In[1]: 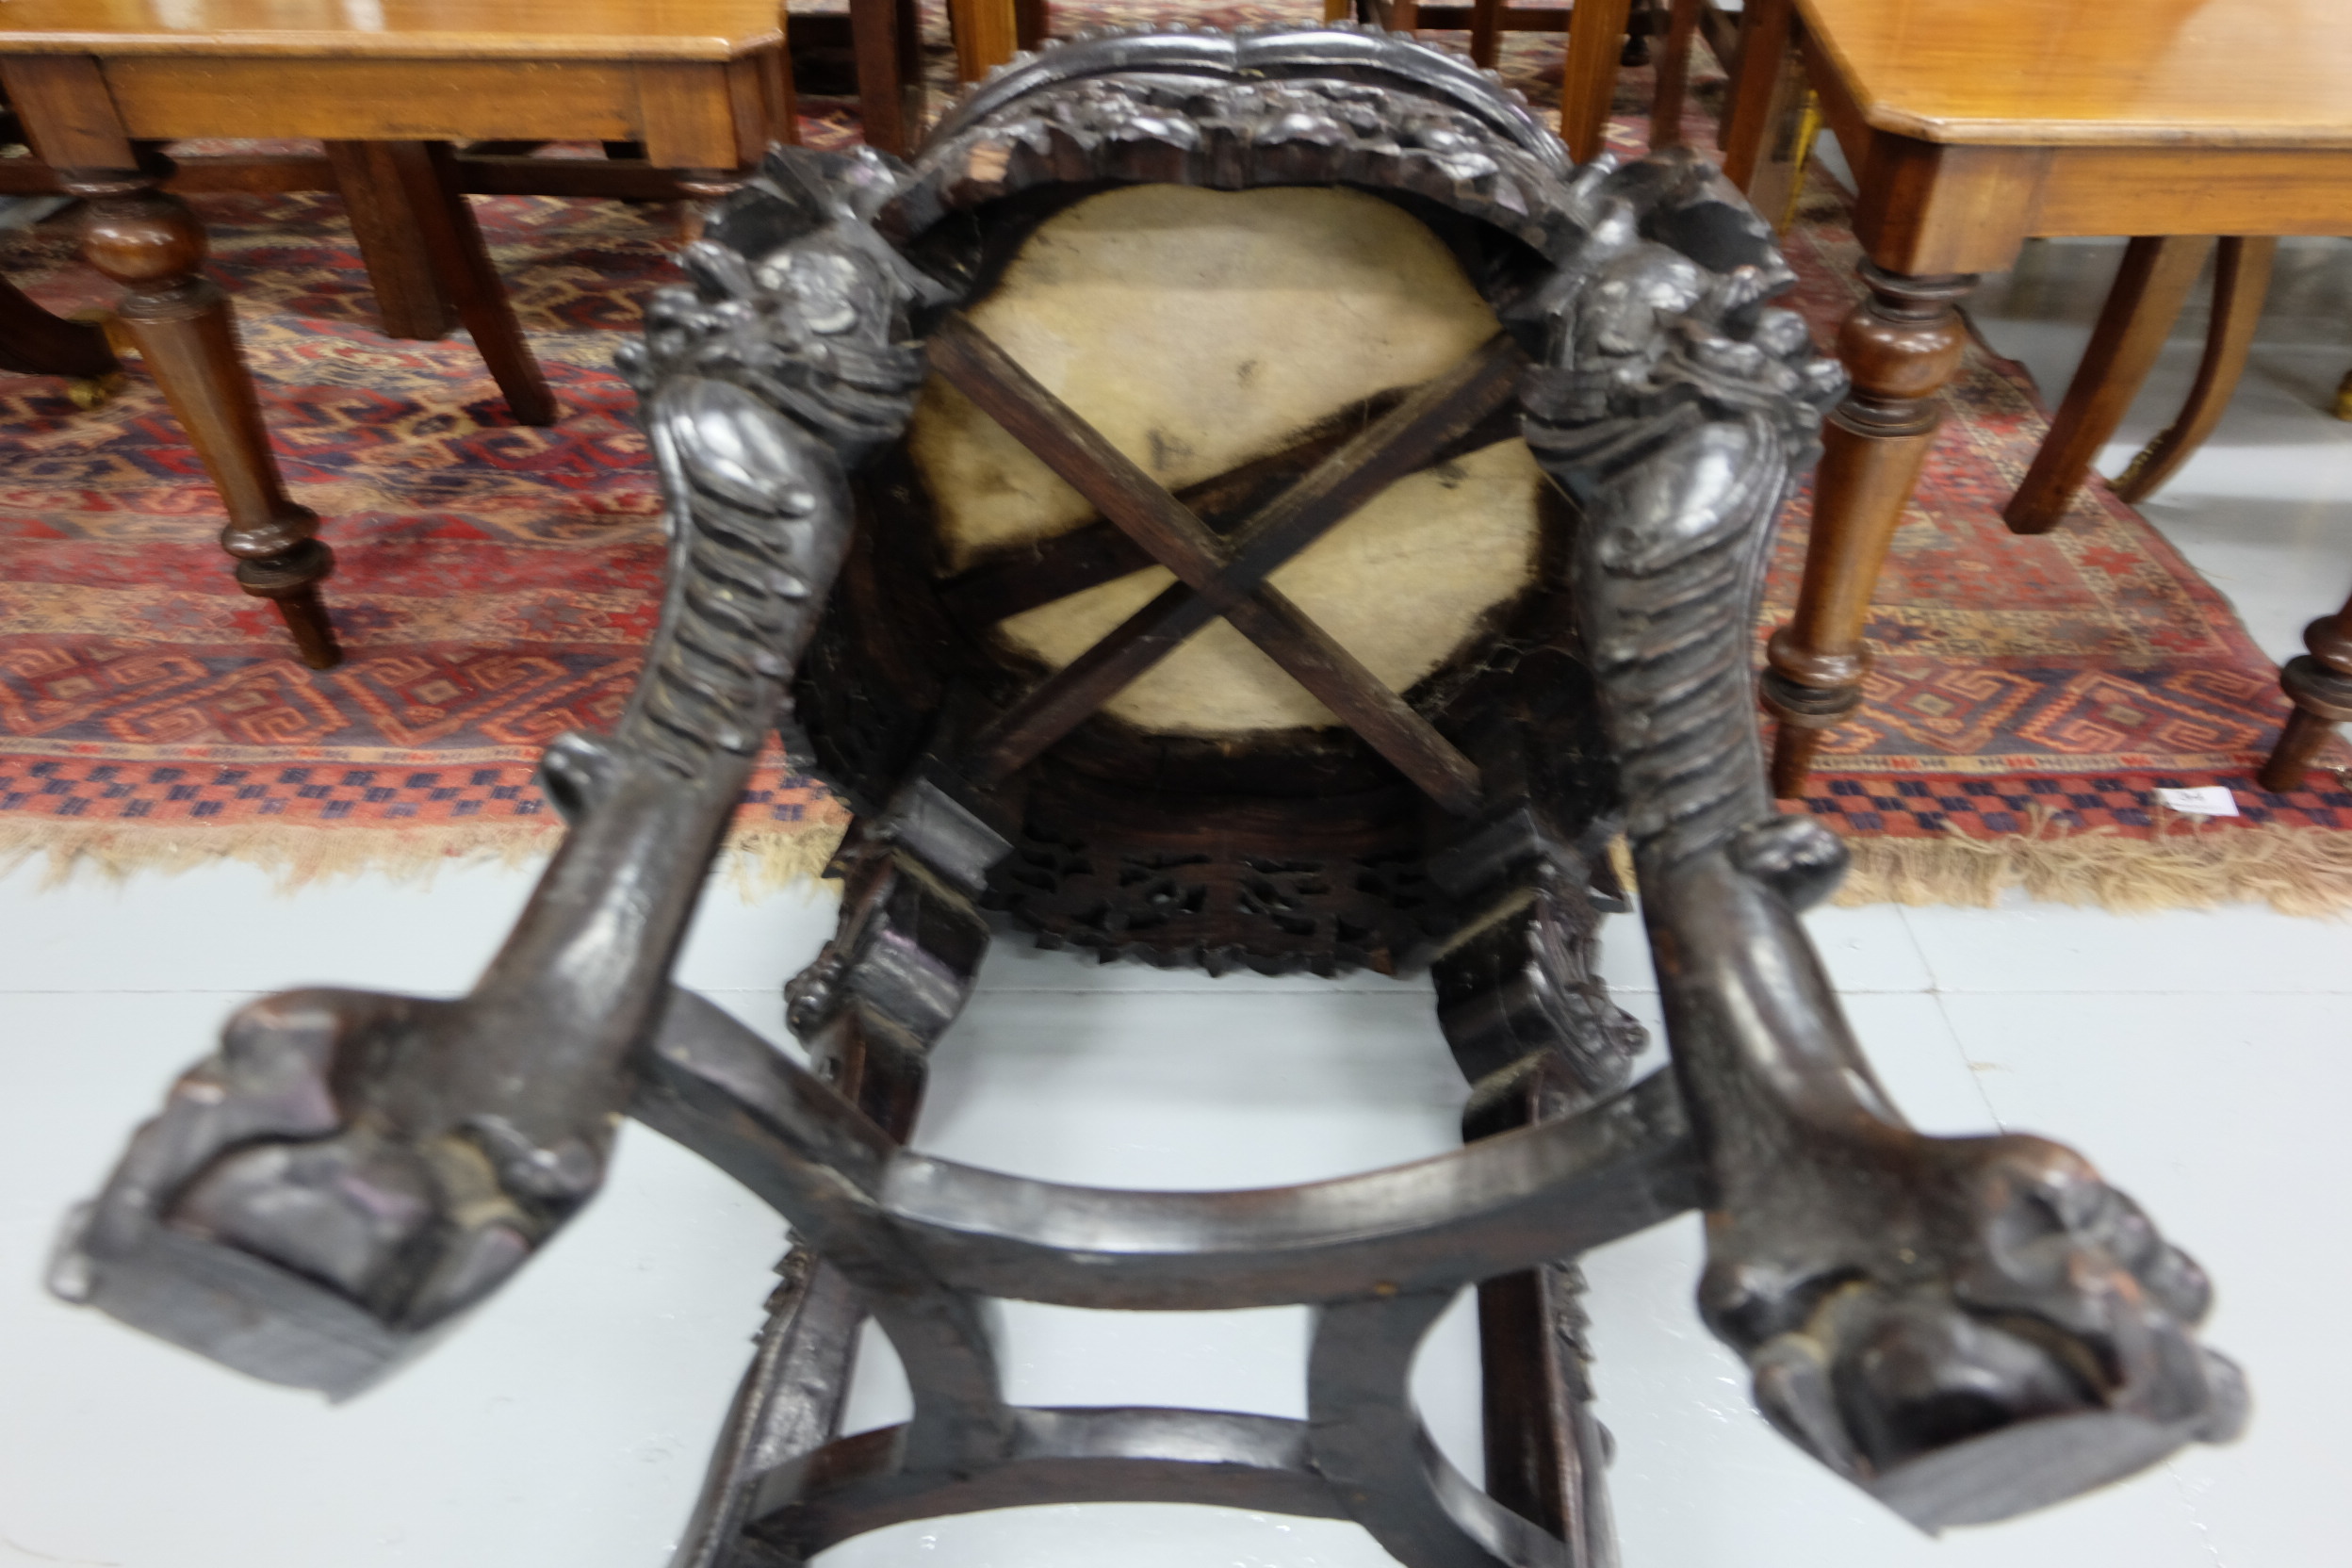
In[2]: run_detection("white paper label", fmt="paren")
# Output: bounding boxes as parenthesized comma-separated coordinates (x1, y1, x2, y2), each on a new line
(2152, 786, 2240, 817)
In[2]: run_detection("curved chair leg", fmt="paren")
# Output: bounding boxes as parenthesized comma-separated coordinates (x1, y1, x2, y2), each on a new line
(2259, 583, 2352, 792)
(2114, 237, 2278, 505)
(669, 820, 994, 1568)
(2003, 235, 2213, 534)
(1429, 806, 1645, 1565)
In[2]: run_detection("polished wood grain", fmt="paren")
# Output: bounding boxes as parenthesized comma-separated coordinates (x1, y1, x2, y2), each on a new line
(1796, 0, 2352, 148)
(0, 0, 782, 59)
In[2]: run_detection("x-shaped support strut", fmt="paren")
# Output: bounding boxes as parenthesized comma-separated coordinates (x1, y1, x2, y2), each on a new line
(926, 315, 1530, 814)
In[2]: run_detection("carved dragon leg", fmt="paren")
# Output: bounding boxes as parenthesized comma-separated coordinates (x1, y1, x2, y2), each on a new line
(1525, 148, 2245, 1533)
(48, 146, 940, 1400)
(1428, 783, 1646, 1568)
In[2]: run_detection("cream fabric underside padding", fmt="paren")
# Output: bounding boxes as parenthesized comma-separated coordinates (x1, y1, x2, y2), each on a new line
(907, 183, 1544, 736)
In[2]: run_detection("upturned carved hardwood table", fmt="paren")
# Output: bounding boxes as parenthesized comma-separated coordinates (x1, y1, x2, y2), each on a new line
(1723, 0, 2352, 793)
(0, 1, 792, 668)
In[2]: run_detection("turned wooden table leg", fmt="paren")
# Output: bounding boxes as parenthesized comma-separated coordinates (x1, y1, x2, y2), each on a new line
(67, 165, 340, 669)
(2259, 584, 2352, 792)
(1762, 263, 1974, 797)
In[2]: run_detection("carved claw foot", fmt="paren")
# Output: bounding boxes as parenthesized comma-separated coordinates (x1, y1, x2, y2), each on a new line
(1702, 1128, 2246, 1529)
(54, 988, 612, 1396)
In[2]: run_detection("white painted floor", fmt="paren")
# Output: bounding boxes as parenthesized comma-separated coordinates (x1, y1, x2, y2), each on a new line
(3, 243, 2349, 1568)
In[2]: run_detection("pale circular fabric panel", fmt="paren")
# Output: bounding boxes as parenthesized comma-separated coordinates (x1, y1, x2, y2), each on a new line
(908, 183, 1545, 736)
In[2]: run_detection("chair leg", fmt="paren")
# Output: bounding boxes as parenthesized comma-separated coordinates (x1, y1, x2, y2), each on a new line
(667, 829, 991, 1568)
(2003, 235, 2213, 535)
(1560, 0, 1634, 164)
(1719, 0, 1795, 192)
(2337, 364, 2352, 421)
(1649, 0, 1700, 150)
(1014, 0, 1049, 51)
(947, 0, 1020, 85)
(1469, 0, 1504, 70)
(321, 140, 459, 341)
(2260, 584, 2352, 792)
(2112, 237, 2278, 505)
(387, 139, 559, 426)
(850, 0, 925, 159)
(0, 270, 118, 380)
(1431, 826, 1644, 1566)
(1620, 0, 1660, 66)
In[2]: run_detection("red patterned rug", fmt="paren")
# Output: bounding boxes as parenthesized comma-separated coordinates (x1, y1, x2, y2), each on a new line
(2, 5, 2347, 910)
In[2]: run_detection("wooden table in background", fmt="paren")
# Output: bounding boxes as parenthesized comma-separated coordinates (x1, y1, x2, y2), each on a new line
(0, 2, 792, 668)
(1722, 0, 2352, 793)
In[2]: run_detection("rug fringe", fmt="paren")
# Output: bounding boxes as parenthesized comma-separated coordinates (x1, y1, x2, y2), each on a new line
(1832, 810, 2352, 918)
(9, 810, 2345, 917)
(0, 818, 848, 898)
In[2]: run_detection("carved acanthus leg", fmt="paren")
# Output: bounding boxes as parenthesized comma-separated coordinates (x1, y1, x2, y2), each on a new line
(68, 164, 341, 669)
(2258, 583, 2352, 792)
(1762, 264, 1974, 797)
(1429, 820, 1644, 1566)
(670, 825, 992, 1568)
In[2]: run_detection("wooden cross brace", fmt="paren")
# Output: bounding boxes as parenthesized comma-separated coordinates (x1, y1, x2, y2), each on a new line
(926, 314, 1530, 816)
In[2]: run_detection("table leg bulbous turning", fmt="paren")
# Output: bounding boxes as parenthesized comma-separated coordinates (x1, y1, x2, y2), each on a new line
(2259, 588, 2352, 792)
(1762, 263, 1973, 797)
(69, 168, 341, 670)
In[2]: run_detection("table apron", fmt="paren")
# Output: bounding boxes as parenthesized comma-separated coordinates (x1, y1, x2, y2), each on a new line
(57, 54, 772, 170)
(1851, 135, 2352, 275)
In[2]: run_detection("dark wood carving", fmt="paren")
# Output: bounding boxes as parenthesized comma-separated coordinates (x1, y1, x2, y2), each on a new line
(49, 27, 2245, 1568)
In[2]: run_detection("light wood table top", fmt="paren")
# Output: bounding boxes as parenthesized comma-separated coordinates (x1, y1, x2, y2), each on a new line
(0, 0, 784, 60)
(1797, 0, 2352, 149)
